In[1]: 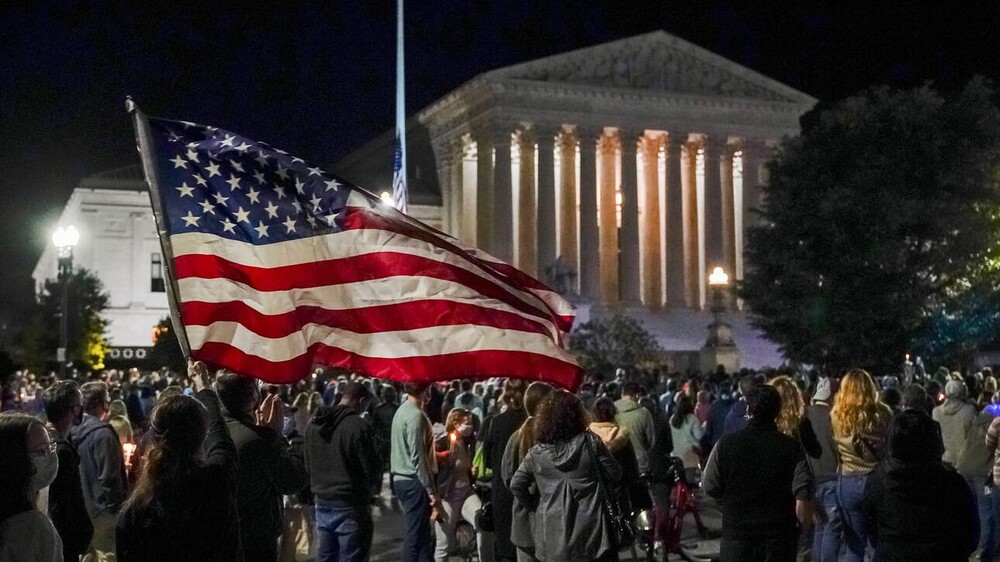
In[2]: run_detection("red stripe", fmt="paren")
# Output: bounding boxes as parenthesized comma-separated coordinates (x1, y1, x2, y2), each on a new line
(340, 207, 574, 332)
(179, 299, 553, 339)
(174, 252, 556, 330)
(192, 340, 583, 390)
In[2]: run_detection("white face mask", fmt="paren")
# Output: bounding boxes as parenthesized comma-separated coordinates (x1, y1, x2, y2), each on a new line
(30, 452, 59, 492)
(458, 424, 473, 437)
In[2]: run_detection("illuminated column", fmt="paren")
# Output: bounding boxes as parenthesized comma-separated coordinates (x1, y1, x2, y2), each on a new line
(536, 129, 557, 279)
(740, 139, 765, 228)
(493, 128, 514, 263)
(516, 128, 537, 276)
(578, 127, 600, 300)
(619, 129, 641, 306)
(473, 129, 494, 252)
(721, 141, 737, 278)
(449, 139, 464, 239)
(598, 131, 619, 306)
(558, 130, 578, 276)
(664, 133, 687, 308)
(703, 135, 726, 275)
(682, 138, 700, 308)
(641, 133, 663, 308)
(436, 143, 455, 235)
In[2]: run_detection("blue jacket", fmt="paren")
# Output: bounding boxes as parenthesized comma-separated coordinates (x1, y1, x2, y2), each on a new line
(722, 399, 748, 437)
(71, 415, 127, 518)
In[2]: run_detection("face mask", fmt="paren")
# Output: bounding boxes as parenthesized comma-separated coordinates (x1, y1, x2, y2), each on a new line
(458, 424, 473, 437)
(30, 452, 59, 492)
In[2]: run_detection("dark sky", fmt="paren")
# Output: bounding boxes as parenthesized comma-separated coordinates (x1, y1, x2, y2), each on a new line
(1, 1, 999, 324)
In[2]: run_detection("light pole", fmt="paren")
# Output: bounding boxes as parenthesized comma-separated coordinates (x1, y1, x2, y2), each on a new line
(701, 266, 741, 374)
(52, 225, 79, 377)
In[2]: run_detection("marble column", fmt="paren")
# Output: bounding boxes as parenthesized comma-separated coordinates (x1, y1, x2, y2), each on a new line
(493, 129, 514, 263)
(450, 140, 465, 239)
(558, 130, 578, 276)
(474, 130, 494, 252)
(703, 136, 726, 275)
(536, 129, 557, 281)
(665, 133, 687, 308)
(740, 139, 764, 228)
(619, 130, 641, 306)
(598, 131, 619, 306)
(721, 141, 737, 279)
(516, 128, 537, 276)
(578, 127, 600, 301)
(682, 139, 700, 308)
(436, 143, 455, 235)
(641, 133, 663, 309)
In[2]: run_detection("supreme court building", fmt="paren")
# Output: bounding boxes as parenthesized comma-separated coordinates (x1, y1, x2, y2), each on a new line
(335, 31, 817, 367)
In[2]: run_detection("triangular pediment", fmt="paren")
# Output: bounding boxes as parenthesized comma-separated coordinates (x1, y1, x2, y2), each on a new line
(485, 30, 815, 105)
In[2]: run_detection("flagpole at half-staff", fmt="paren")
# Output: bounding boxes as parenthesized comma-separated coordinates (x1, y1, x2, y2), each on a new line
(126, 97, 192, 359)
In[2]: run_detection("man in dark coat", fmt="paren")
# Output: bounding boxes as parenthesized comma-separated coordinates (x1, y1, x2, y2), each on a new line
(480, 379, 527, 562)
(722, 375, 757, 436)
(217, 373, 309, 562)
(305, 382, 381, 562)
(43, 380, 93, 562)
(863, 410, 978, 562)
(72, 381, 128, 561)
(703, 385, 814, 562)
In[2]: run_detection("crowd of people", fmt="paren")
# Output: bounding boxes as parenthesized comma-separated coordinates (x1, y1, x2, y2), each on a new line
(1, 360, 997, 562)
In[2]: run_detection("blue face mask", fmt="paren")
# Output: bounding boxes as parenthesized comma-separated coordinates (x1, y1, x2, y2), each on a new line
(30, 452, 59, 492)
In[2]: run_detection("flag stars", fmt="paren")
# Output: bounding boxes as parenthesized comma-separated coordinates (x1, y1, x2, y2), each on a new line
(264, 202, 279, 219)
(253, 171, 265, 184)
(310, 194, 323, 210)
(254, 221, 269, 238)
(230, 160, 245, 173)
(324, 179, 342, 192)
(234, 207, 251, 224)
(295, 179, 306, 194)
(306, 216, 318, 228)
(307, 166, 323, 177)
(170, 155, 187, 169)
(221, 218, 237, 233)
(254, 154, 269, 167)
(282, 216, 297, 233)
(235, 142, 251, 152)
(226, 175, 241, 191)
(291, 200, 302, 213)
(175, 182, 195, 197)
(205, 162, 221, 178)
(247, 187, 261, 204)
(213, 192, 229, 205)
(220, 135, 236, 148)
(275, 186, 287, 199)
(181, 211, 201, 227)
(325, 213, 338, 226)
(186, 149, 199, 162)
(193, 174, 208, 187)
(276, 166, 290, 180)
(198, 200, 216, 215)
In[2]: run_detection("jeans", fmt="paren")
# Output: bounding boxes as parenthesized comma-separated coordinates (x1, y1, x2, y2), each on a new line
(836, 474, 868, 562)
(393, 476, 435, 562)
(315, 500, 373, 562)
(812, 480, 841, 562)
(967, 476, 1000, 560)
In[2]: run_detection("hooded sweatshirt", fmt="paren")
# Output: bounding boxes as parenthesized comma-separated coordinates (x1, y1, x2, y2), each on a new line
(588, 421, 630, 453)
(614, 397, 656, 473)
(70, 414, 127, 518)
(305, 404, 381, 506)
(932, 399, 976, 466)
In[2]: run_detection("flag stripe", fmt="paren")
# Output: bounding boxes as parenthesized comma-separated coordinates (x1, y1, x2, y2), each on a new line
(173, 252, 556, 333)
(179, 299, 553, 339)
(185, 321, 577, 364)
(195, 341, 581, 387)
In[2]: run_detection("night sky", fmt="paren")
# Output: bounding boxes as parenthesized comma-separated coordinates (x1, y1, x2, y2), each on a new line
(2, 1, 999, 325)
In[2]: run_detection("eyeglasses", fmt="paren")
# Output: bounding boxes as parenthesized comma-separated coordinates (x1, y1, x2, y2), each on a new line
(29, 441, 57, 458)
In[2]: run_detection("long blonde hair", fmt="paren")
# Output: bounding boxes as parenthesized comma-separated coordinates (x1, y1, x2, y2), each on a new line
(831, 369, 887, 438)
(769, 376, 804, 438)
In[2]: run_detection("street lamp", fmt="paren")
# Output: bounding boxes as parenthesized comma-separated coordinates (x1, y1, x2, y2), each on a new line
(52, 225, 79, 376)
(701, 266, 741, 374)
(379, 191, 394, 206)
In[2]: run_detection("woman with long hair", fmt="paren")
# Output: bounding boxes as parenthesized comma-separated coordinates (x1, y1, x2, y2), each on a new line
(510, 390, 623, 562)
(670, 394, 704, 471)
(502, 381, 553, 562)
(0, 412, 62, 561)
(830, 369, 892, 562)
(590, 397, 647, 516)
(116, 361, 240, 561)
(433, 408, 483, 562)
(769, 376, 822, 458)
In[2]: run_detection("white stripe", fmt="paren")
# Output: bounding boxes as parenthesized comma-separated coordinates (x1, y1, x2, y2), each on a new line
(170, 228, 561, 321)
(177, 275, 559, 336)
(185, 321, 577, 365)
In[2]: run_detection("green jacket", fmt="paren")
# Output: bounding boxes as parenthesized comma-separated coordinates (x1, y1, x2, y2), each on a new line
(614, 397, 656, 474)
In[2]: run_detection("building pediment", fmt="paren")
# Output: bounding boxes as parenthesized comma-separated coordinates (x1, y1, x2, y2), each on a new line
(485, 30, 815, 105)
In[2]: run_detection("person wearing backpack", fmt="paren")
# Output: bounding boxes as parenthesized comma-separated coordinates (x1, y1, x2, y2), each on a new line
(961, 405, 1000, 560)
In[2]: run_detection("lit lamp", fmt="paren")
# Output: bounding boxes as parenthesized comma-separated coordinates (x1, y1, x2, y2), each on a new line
(701, 266, 741, 374)
(52, 226, 79, 376)
(379, 191, 394, 206)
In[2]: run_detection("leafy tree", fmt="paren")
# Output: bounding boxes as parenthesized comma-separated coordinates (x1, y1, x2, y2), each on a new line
(150, 317, 186, 372)
(569, 313, 664, 378)
(741, 79, 1000, 373)
(23, 268, 110, 372)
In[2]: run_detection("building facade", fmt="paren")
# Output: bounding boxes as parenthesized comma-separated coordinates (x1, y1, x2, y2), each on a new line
(33, 165, 167, 360)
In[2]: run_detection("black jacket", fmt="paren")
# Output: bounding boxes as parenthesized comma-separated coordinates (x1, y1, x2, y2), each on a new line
(116, 390, 242, 562)
(703, 418, 813, 540)
(304, 405, 381, 506)
(71, 414, 128, 518)
(646, 410, 675, 483)
(862, 460, 978, 562)
(225, 412, 308, 562)
(48, 429, 93, 560)
(480, 407, 527, 561)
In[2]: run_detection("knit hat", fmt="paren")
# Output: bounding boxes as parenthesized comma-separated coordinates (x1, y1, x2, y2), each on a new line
(945, 380, 966, 399)
(813, 377, 832, 402)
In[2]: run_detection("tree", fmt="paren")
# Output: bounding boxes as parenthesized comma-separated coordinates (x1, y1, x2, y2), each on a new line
(569, 313, 664, 378)
(23, 268, 110, 372)
(741, 79, 1000, 373)
(150, 317, 186, 372)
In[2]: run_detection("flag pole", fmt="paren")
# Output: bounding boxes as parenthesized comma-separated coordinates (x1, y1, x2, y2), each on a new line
(393, 0, 408, 213)
(126, 98, 192, 358)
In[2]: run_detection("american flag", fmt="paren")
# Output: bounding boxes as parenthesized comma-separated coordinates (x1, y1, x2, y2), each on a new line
(391, 131, 407, 213)
(139, 116, 581, 388)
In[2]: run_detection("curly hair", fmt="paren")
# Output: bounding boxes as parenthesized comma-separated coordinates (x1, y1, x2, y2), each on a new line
(535, 390, 590, 444)
(832, 369, 889, 438)
(768, 376, 804, 438)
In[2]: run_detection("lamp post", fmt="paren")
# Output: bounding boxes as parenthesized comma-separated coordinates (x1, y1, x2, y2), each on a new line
(52, 225, 79, 377)
(701, 266, 741, 374)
